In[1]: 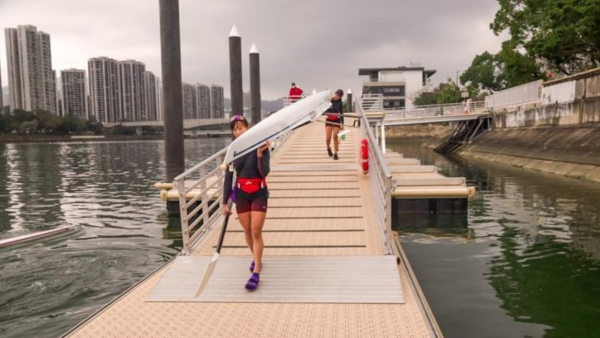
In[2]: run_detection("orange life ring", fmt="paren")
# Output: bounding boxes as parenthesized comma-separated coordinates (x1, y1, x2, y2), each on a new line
(361, 139, 369, 174)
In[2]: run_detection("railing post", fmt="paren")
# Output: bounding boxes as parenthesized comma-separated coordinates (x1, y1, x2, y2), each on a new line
(199, 166, 209, 229)
(176, 179, 190, 254)
(381, 123, 386, 154)
(385, 175, 393, 255)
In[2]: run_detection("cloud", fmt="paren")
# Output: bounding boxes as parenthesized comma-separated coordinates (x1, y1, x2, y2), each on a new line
(0, 0, 505, 99)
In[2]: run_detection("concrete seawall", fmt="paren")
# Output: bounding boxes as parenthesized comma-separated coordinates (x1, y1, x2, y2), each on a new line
(444, 125, 600, 182)
(421, 68, 600, 183)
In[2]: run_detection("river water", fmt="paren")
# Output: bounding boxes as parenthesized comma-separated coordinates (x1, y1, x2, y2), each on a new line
(0, 139, 598, 338)
(0, 139, 229, 338)
(388, 140, 600, 338)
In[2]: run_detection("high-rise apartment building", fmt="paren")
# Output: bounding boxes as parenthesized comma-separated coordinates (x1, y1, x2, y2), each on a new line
(156, 78, 163, 121)
(195, 84, 211, 119)
(182, 82, 196, 120)
(144, 71, 159, 121)
(211, 84, 224, 119)
(88, 57, 119, 123)
(0, 58, 3, 109)
(5, 25, 56, 113)
(61, 69, 87, 118)
(117, 60, 146, 121)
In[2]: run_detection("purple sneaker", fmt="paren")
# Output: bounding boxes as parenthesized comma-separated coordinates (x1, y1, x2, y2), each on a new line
(249, 260, 255, 273)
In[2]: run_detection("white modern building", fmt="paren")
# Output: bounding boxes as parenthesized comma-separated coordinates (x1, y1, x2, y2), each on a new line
(359, 66, 436, 110)
(88, 57, 119, 123)
(211, 84, 224, 119)
(61, 69, 87, 118)
(5, 25, 57, 113)
(117, 60, 146, 121)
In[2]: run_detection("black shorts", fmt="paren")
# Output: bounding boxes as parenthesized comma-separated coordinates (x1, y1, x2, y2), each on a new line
(325, 119, 341, 128)
(235, 188, 269, 214)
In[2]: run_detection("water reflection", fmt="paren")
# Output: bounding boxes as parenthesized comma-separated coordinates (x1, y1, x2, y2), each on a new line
(388, 140, 600, 338)
(0, 138, 229, 338)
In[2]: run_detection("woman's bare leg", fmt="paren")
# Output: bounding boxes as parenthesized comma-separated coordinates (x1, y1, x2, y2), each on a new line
(250, 211, 266, 273)
(238, 212, 253, 254)
(325, 125, 333, 149)
(332, 126, 340, 153)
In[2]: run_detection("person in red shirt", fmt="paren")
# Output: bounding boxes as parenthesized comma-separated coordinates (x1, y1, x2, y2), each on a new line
(288, 82, 304, 103)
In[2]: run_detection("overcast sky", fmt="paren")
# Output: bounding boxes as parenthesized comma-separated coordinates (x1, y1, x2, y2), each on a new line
(0, 0, 505, 100)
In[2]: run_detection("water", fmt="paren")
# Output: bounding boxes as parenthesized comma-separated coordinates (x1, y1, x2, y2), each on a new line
(0, 139, 229, 338)
(388, 140, 600, 338)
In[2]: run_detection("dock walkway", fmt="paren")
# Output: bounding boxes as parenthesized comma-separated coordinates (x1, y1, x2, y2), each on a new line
(64, 122, 441, 338)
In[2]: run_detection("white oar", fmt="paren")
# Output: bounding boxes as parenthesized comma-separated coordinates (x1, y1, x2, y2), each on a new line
(194, 179, 235, 298)
(338, 129, 350, 139)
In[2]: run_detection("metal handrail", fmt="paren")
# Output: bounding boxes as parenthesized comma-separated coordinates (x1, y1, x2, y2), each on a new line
(283, 95, 307, 107)
(360, 94, 384, 112)
(384, 101, 486, 120)
(356, 100, 394, 254)
(174, 130, 293, 254)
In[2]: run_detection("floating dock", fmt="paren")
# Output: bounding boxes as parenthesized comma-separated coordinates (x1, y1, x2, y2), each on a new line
(63, 117, 448, 338)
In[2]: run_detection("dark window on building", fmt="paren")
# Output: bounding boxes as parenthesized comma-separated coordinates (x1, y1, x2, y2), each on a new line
(383, 100, 405, 109)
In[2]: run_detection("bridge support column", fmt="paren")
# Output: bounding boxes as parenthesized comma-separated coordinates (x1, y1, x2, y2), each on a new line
(136, 126, 143, 136)
(229, 26, 243, 116)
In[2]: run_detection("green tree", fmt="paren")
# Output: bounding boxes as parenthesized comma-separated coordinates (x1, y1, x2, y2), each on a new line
(12, 109, 36, 123)
(0, 111, 10, 132)
(84, 121, 103, 135)
(461, 51, 505, 93)
(492, 0, 600, 75)
(499, 42, 547, 87)
(58, 116, 85, 134)
(412, 90, 438, 106)
(35, 109, 62, 132)
(437, 79, 462, 104)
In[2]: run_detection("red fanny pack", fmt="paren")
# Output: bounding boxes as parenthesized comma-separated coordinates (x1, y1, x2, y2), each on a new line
(326, 114, 339, 121)
(237, 178, 267, 194)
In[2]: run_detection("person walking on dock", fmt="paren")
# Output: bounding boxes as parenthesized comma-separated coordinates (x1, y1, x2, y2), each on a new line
(222, 115, 270, 290)
(288, 82, 304, 103)
(325, 89, 345, 160)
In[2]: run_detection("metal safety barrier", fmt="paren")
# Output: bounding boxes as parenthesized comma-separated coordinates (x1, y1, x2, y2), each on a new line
(356, 100, 394, 255)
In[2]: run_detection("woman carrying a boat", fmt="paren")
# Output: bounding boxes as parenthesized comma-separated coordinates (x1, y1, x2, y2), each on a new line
(324, 89, 344, 160)
(222, 115, 270, 290)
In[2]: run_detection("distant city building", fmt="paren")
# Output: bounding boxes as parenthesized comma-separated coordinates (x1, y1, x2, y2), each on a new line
(195, 84, 211, 119)
(5, 25, 56, 113)
(117, 60, 146, 121)
(88, 57, 119, 123)
(144, 71, 160, 121)
(182, 82, 197, 119)
(211, 84, 224, 118)
(156, 78, 163, 121)
(0, 58, 3, 109)
(61, 69, 87, 118)
(358, 65, 436, 110)
(243, 91, 251, 121)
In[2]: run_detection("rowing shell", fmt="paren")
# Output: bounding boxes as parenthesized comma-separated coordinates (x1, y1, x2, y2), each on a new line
(222, 90, 332, 166)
